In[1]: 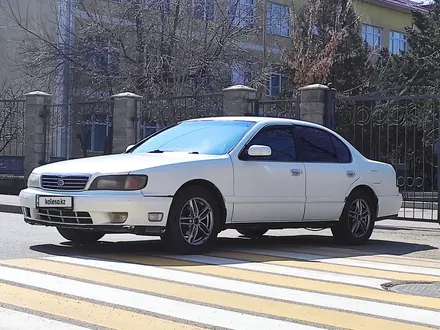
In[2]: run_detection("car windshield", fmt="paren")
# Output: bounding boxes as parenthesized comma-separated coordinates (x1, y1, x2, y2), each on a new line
(130, 120, 256, 155)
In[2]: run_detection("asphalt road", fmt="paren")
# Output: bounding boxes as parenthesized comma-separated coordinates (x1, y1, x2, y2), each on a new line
(1, 211, 440, 329)
(1, 211, 439, 261)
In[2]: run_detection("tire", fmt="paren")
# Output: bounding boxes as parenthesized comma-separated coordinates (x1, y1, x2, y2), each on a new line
(162, 185, 221, 254)
(331, 190, 376, 245)
(57, 227, 105, 244)
(237, 228, 268, 238)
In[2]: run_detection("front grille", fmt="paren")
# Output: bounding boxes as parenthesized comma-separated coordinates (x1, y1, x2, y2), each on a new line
(38, 208, 93, 224)
(41, 175, 89, 191)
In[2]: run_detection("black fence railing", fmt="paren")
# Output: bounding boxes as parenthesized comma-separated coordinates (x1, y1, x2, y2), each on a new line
(335, 92, 440, 221)
(0, 100, 26, 175)
(255, 97, 300, 119)
(44, 101, 114, 162)
(137, 93, 224, 140)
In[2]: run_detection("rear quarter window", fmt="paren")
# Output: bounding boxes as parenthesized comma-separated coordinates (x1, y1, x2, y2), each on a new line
(330, 134, 352, 163)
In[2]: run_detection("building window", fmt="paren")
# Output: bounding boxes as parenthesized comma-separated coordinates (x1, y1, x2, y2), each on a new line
(141, 122, 158, 139)
(266, 73, 282, 96)
(266, 2, 290, 37)
(389, 31, 407, 54)
(362, 24, 382, 50)
(229, 0, 255, 28)
(312, 25, 319, 35)
(84, 39, 120, 75)
(189, 0, 215, 21)
(82, 114, 110, 153)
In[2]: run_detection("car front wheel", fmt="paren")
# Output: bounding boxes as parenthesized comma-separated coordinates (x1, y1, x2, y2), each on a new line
(162, 186, 220, 254)
(57, 227, 105, 244)
(331, 190, 376, 245)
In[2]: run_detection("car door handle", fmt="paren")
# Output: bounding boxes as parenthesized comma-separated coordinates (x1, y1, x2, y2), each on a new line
(346, 170, 355, 177)
(291, 169, 303, 176)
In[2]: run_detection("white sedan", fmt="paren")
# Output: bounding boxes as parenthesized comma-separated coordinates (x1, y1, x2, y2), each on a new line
(19, 117, 402, 254)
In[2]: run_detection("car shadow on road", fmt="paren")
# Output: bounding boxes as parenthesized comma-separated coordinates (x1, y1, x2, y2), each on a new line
(29, 232, 438, 269)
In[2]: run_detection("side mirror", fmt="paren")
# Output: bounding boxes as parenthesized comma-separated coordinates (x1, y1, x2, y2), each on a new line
(247, 145, 272, 157)
(125, 144, 134, 152)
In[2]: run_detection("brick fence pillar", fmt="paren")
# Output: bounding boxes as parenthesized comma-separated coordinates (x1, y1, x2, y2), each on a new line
(222, 85, 257, 116)
(24, 91, 51, 179)
(298, 84, 330, 125)
(111, 92, 143, 153)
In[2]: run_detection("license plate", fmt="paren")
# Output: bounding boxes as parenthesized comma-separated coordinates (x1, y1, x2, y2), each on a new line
(37, 196, 73, 209)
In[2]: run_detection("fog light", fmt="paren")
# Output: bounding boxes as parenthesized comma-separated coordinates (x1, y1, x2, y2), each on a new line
(148, 212, 163, 222)
(110, 212, 128, 223)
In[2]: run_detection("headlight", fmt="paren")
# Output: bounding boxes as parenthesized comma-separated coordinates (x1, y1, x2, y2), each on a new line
(27, 173, 40, 188)
(88, 175, 148, 191)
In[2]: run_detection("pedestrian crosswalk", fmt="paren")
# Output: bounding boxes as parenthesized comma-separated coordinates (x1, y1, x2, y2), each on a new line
(1, 245, 440, 330)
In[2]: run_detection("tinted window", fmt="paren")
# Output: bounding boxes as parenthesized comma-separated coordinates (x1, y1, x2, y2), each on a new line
(295, 126, 340, 162)
(247, 126, 296, 162)
(330, 134, 352, 163)
(131, 120, 255, 155)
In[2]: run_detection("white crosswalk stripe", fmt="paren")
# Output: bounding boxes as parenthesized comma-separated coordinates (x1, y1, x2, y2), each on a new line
(0, 307, 90, 330)
(0, 245, 439, 330)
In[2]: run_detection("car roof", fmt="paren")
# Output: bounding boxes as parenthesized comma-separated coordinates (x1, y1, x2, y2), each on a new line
(184, 116, 328, 129)
(185, 116, 292, 123)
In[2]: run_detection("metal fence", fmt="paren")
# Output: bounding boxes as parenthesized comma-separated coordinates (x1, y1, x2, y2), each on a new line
(44, 101, 114, 162)
(137, 93, 224, 140)
(255, 94, 300, 119)
(0, 100, 26, 175)
(334, 93, 440, 221)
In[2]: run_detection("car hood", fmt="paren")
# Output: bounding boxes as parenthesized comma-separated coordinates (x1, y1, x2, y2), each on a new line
(33, 153, 224, 175)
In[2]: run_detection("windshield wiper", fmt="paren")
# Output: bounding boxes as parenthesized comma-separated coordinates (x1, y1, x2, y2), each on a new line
(148, 149, 198, 154)
(188, 151, 199, 154)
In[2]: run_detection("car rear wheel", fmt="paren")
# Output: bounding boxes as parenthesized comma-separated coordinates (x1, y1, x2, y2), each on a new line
(162, 186, 221, 254)
(237, 229, 268, 238)
(331, 190, 376, 245)
(57, 227, 105, 244)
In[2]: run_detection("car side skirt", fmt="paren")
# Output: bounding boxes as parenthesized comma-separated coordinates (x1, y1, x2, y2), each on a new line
(224, 221, 339, 230)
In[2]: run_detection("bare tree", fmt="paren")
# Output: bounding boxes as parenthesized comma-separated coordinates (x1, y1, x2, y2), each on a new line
(0, 80, 26, 156)
(1, 0, 275, 104)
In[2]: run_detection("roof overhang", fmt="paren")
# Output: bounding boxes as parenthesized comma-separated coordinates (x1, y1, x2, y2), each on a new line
(360, 0, 428, 14)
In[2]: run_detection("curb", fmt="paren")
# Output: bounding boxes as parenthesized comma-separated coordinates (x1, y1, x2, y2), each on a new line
(392, 216, 439, 223)
(0, 204, 21, 214)
(402, 201, 438, 210)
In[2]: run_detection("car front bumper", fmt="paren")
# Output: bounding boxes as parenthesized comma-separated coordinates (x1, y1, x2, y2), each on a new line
(19, 188, 173, 234)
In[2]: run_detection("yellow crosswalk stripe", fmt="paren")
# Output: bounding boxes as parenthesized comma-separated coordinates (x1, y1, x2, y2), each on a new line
(209, 250, 440, 282)
(85, 253, 440, 310)
(0, 257, 435, 330)
(0, 283, 201, 330)
(283, 247, 440, 268)
(350, 255, 440, 268)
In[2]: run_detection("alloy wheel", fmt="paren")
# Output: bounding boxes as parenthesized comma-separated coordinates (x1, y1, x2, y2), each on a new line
(348, 198, 371, 238)
(179, 197, 214, 246)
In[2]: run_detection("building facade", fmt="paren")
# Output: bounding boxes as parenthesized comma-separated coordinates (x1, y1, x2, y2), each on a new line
(0, 0, 426, 98)
(0, 0, 428, 161)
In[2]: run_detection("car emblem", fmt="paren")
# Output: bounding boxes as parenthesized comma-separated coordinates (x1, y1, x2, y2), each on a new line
(57, 179, 65, 187)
